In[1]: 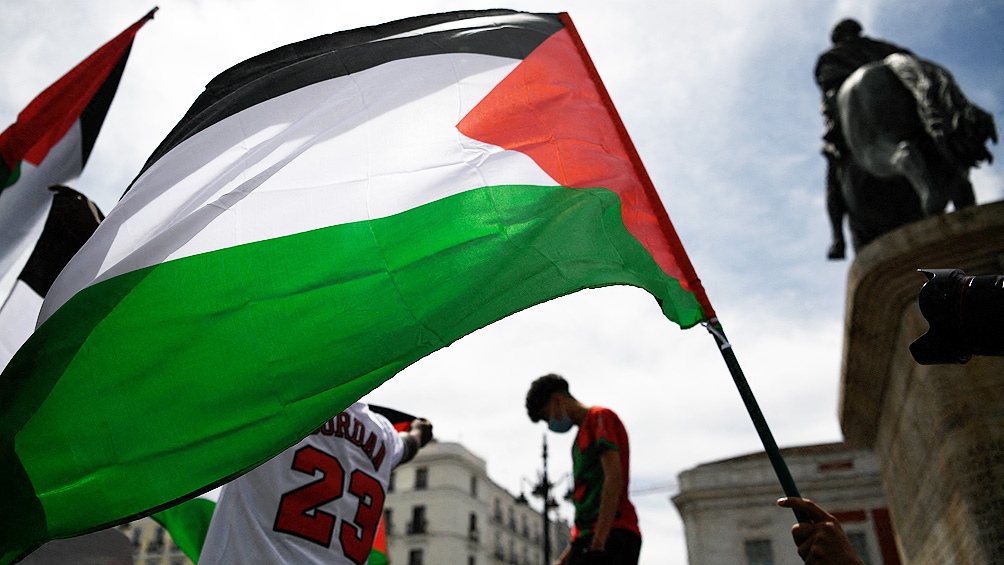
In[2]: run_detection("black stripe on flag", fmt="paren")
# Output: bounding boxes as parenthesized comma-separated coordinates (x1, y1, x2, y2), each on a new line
(134, 10, 563, 183)
(78, 44, 134, 168)
(19, 186, 103, 297)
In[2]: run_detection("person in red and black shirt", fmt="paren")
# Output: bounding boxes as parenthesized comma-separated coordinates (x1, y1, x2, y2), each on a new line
(526, 374, 641, 565)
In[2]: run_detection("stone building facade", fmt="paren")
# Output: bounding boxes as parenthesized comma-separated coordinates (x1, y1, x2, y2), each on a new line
(116, 518, 192, 565)
(840, 201, 1004, 563)
(115, 440, 567, 565)
(672, 442, 899, 565)
(385, 440, 570, 565)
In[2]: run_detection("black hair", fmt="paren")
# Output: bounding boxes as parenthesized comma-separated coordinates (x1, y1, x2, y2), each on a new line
(525, 374, 569, 422)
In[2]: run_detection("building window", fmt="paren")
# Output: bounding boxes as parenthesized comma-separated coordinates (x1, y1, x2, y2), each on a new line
(744, 539, 773, 565)
(384, 509, 394, 535)
(469, 512, 478, 538)
(388, 471, 396, 493)
(493, 499, 503, 523)
(130, 528, 142, 549)
(408, 505, 428, 534)
(847, 531, 871, 564)
(493, 538, 505, 560)
(468, 556, 476, 565)
(146, 527, 165, 554)
(470, 475, 478, 497)
(415, 467, 428, 490)
(408, 548, 424, 565)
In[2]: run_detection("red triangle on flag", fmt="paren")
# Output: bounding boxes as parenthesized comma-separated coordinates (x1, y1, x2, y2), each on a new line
(457, 20, 713, 315)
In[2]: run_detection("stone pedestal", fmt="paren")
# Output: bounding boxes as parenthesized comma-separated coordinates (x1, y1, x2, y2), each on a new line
(840, 201, 1004, 564)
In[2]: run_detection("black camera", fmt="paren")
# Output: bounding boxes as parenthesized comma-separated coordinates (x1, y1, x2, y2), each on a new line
(910, 269, 1004, 364)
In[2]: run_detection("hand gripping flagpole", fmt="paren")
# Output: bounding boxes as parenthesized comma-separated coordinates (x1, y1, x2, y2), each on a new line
(703, 318, 812, 523)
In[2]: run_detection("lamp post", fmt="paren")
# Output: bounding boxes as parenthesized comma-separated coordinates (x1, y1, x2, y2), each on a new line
(531, 434, 559, 565)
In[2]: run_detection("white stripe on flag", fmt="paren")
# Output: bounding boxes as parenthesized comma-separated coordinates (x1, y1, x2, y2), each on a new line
(0, 280, 44, 370)
(0, 122, 85, 281)
(43, 53, 555, 322)
(0, 238, 36, 309)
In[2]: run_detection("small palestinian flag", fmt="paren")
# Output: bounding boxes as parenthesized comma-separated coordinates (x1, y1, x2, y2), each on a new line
(0, 11, 713, 563)
(0, 9, 154, 294)
(370, 517, 391, 565)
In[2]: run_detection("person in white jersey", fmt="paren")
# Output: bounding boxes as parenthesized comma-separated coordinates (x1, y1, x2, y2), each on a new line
(200, 402, 432, 564)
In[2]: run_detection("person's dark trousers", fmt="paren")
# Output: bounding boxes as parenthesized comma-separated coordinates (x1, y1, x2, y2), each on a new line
(568, 529, 642, 565)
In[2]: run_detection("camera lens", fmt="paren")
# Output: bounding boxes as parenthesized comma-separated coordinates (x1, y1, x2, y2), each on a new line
(958, 273, 1004, 357)
(910, 269, 1004, 364)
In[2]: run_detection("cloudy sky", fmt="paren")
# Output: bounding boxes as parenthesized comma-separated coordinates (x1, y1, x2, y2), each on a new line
(2, 0, 1001, 563)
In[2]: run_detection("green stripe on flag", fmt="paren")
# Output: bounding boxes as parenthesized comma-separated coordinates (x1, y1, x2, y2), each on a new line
(1, 183, 701, 555)
(1, 160, 19, 191)
(151, 498, 216, 564)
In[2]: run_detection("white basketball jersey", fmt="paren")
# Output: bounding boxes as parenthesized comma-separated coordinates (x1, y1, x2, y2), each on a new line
(200, 402, 405, 565)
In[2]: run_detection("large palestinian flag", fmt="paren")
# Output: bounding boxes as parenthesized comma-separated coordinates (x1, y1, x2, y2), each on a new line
(0, 9, 154, 302)
(0, 11, 713, 562)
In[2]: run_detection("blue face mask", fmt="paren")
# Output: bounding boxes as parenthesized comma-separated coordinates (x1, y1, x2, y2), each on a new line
(548, 414, 574, 433)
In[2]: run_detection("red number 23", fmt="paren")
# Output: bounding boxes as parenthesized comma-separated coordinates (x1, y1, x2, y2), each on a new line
(273, 445, 385, 564)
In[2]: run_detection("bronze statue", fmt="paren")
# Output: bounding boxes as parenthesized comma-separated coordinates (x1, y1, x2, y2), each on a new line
(814, 19, 997, 259)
